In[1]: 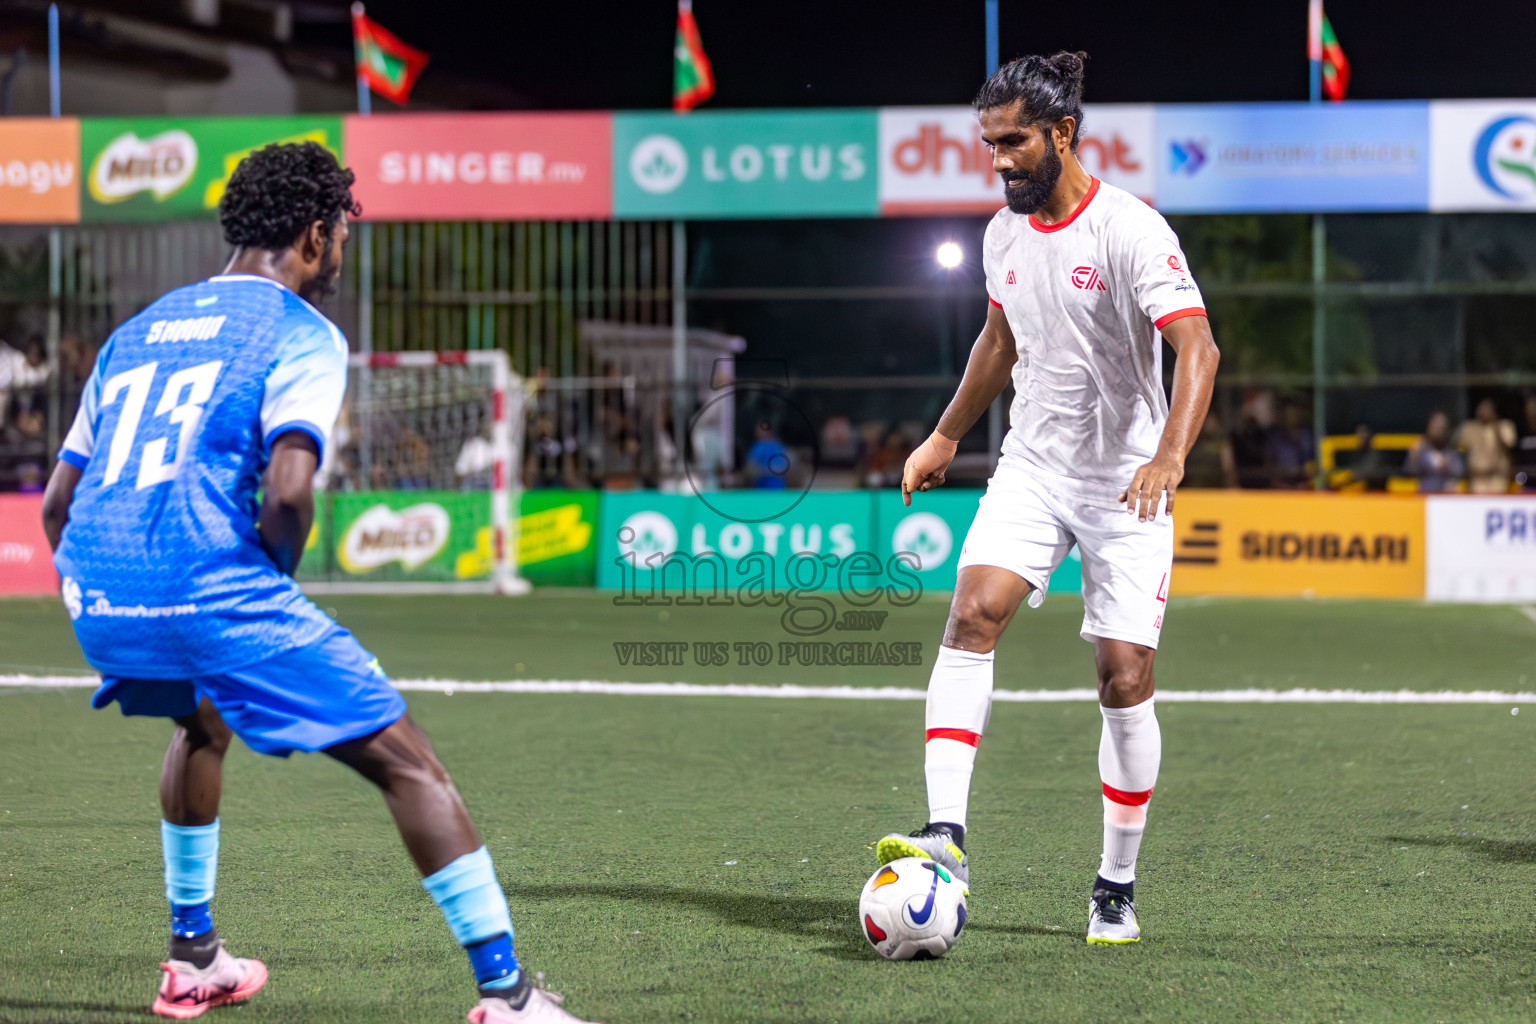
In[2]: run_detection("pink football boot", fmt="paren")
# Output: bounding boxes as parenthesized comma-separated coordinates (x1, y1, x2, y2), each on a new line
(150, 941, 268, 1018)
(467, 973, 601, 1024)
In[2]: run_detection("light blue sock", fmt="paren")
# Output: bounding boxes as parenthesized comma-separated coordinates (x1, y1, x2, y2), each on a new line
(162, 820, 219, 938)
(422, 846, 520, 991)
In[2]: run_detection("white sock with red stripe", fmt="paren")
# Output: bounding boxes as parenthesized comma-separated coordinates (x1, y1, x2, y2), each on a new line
(923, 645, 993, 828)
(1097, 696, 1161, 886)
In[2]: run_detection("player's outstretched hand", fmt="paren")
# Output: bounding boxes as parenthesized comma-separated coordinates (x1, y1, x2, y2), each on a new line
(1119, 452, 1184, 522)
(901, 431, 960, 506)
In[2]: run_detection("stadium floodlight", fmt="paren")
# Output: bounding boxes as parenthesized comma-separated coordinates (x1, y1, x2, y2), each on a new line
(935, 241, 964, 269)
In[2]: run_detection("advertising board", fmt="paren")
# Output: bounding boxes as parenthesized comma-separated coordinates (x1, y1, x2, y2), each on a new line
(613, 110, 879, 218)
(1429, 100, 1536, 212)
(877, 103, 1154, 215)
(1169, 491, 1425, 598)
(0, 119, 79, 224)
(0, 494, 58, 596)
(345, 112, 612, 220)
(80, 116, 343, 222)
(1425, 495, 1536, 602)
(327, 491, 489, 583)
(1154, 102, 1430, 213)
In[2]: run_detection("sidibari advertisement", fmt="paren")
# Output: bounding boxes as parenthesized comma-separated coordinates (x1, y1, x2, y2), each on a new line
(877, 104, 1154, 215)
(1429, 100, 1536, 212)
(612, 110, 879, 218)
(80, 116, 343, 222)
(1169, 490, 1425, 598)
(0, 119, 80, 224)
(1425, 495, 1536, 602)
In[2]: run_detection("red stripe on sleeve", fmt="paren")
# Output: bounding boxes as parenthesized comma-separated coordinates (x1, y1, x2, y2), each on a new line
(1102, 782, 1154, 806)
(926, 728, 981, 746)
(1153, 307, 1206, 330)
(988, 296, 1003, 309)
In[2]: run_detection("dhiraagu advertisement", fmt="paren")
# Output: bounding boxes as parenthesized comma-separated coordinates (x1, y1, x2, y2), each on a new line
(81, 116, 344, 222)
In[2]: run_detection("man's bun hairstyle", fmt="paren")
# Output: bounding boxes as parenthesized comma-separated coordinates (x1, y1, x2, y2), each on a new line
(219, 141, 362, 252)
(974, 50, 1088, 149)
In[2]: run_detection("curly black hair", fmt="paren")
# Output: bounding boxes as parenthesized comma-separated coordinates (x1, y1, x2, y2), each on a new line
(219, 141, 361, 252)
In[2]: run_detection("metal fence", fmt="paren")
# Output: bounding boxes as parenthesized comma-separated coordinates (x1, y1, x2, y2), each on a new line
(2, 211, 1534, 493)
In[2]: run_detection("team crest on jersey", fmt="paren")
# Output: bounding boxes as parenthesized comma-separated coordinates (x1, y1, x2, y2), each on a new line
(1005, 269, 1016, 284)
(1071, 265, 1107, 291)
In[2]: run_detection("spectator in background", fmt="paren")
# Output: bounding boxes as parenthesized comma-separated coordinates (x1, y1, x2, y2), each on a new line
(1266, 402, 1315, 489)
(1403, 411, 1465, 492)
(1230, 389, 1276, 488)
(1340, 424, 1395, 492)
(1182, 412, 1236, 488)
(1515, 395, 1536, 490)
(744, 421, 790, 489)
(864, 429, 913, 489)
(1458, 398, 1518, 493)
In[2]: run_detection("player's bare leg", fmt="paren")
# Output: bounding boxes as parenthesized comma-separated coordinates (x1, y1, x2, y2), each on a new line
(1088, 638, 1161, 944)
(327, 717, 595, 1022)
(326, 715, 481, 875)
(878, 565, 1034, 888)
(154, 699, 268, 1018)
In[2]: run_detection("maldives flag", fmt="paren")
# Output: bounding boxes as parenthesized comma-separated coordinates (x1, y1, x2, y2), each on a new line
(1320, 15, 1350, 101)
(673, 0, 715, 112)
(352, 4, 430, 106)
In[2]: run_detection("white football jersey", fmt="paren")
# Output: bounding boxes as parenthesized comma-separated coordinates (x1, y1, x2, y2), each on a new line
(983, 177, 1206, 507)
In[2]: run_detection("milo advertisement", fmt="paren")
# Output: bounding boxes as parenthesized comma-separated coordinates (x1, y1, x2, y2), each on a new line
(81, 116, 343, 222)
(296, 489, 599, 586)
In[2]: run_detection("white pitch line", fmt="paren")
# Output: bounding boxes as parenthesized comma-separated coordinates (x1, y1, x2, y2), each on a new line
(1520, 605, 1536, 628)
(0, 675, 1529, 705)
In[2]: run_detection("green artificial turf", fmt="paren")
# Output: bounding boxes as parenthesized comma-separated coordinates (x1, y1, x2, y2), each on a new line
(1, 591, 1534, 692)
(1, 595, 1533, 1022)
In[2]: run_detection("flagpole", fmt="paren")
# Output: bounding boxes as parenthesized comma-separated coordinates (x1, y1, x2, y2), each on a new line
(672, 2, 691, 481)
(351, 1, 374, 489)
(1307, 0, 1326, 486)
(46, 2, 62, 465)
(1307, 0, 1322, 104)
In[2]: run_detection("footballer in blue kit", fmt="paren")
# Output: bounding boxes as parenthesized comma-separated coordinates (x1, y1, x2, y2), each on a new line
(41, 143, 596, 1024)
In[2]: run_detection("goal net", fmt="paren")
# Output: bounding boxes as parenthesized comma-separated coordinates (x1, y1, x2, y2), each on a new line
(297, 350, 528, 594)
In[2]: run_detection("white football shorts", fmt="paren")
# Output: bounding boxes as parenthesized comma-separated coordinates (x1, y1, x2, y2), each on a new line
(955, 453, 1174, 648)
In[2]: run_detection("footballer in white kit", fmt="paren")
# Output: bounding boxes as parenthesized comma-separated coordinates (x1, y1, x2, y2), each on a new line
(875, 52, 1221, 945)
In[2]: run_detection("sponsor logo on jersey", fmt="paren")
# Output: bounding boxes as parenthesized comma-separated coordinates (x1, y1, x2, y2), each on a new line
(1167, 255, 1183, 272)
(62, 576, 82, 620)
(1005, 269, 1016, 284)
(146, 316, 226, 344)
(89, 130, 198, 203)
(1071, 265, 1107, 291)
(1472, 114, 1536, 201)
(339, 502, 451, 573)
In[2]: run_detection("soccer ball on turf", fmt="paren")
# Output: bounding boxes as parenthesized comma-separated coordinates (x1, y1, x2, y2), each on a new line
(858, 856, 968, 960)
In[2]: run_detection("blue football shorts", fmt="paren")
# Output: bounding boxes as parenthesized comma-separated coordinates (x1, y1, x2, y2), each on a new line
(89, 627, 407, 757)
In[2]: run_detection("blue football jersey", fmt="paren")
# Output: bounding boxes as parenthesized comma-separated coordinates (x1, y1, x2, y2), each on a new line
(54, 274, 347, 678)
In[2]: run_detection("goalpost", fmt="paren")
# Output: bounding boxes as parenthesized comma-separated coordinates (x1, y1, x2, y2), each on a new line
(300, 349, 529, 595)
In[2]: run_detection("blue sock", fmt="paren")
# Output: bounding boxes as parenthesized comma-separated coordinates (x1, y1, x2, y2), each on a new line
(171, 902, 213, 939)
(422, 847, 520, 991)
(162, 820, 219, 938)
